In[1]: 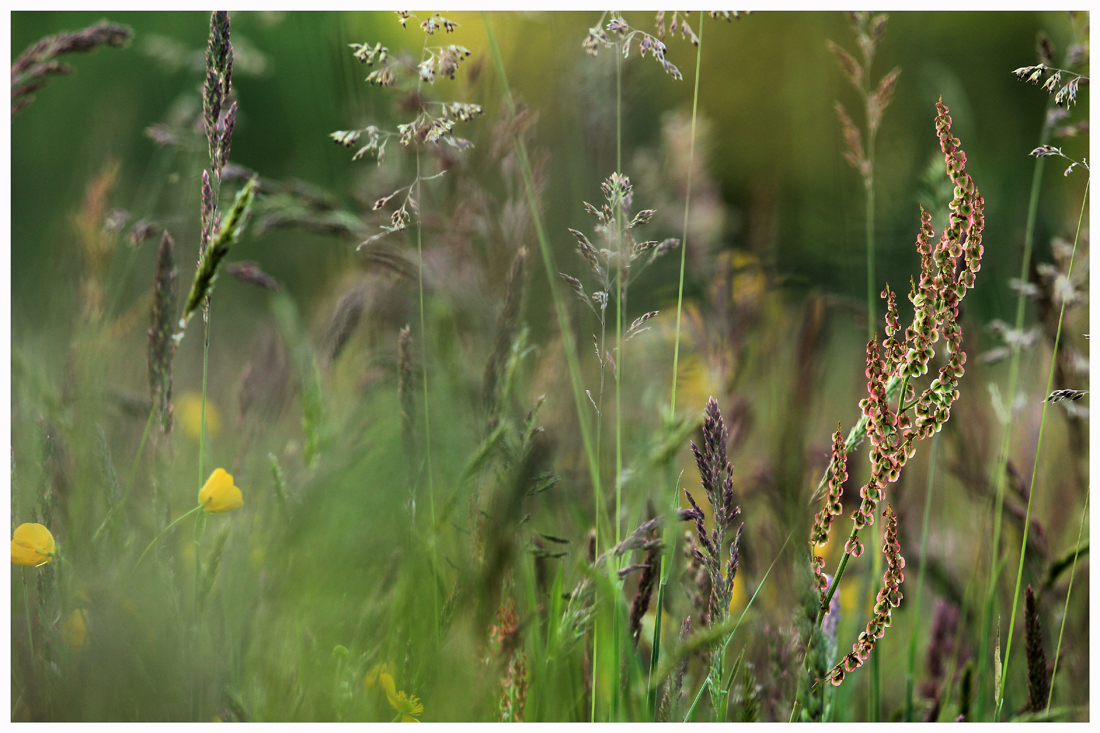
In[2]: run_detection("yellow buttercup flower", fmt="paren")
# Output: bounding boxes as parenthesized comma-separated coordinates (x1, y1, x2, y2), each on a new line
(378, 672, 423, 722)
(178, 391, 222, 441)
(198, 468, 243, 514)
(11, 523, 55, 567)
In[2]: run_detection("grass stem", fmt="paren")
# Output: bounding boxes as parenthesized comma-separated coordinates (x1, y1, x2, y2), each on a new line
(996, 177, 1088, 720)
(1047, 487, 1089, 713)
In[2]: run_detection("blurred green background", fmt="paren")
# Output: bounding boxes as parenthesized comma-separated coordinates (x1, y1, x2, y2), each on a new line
(11, 11, 1089, 343)
(9, 10, 1089, 722)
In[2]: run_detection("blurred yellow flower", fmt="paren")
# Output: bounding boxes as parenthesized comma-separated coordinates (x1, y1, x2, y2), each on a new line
(11, 523, 55, 566)
(364, 662, 395, 691)
(370, 670, 424, 722)
(727, 572, 749, 617)
(178, 391, 222, 441)
(198, 468, 243, 514)
(63, 608, 88, 651)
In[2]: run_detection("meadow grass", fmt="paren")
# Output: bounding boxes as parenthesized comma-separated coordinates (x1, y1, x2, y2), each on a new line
(9, 10, 1089, 723)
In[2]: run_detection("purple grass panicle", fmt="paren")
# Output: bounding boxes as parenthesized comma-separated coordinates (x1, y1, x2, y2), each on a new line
(686, 396, 743, 624)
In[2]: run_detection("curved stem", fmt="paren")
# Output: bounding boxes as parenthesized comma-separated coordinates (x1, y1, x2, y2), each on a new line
(817, 525, 858, 626)
(668, 14, 704, 423)
(980, 91, 1058, 720)
(136, 504, 203, 570)
(996, 177, 1088, 720)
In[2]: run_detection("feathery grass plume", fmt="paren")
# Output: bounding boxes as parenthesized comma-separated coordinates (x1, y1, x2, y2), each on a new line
(177, 177, 257, 338)
(336, 12, 483, 244)
(482, 246, 528, 429)
(148, 231, 177, 436)
(920, 598, 961, 721)
(11, 20, 132, 116)
(397, 326, 416, 458)
(827, 504, 905, 687)
(829, 11, 900, 341)
(227, 261, 281, 291)
(324, 282, 370, 364)
(1012, 58, 1088, 107)
(1024, 585, 1049, 712)
(584, 11, 687, 79)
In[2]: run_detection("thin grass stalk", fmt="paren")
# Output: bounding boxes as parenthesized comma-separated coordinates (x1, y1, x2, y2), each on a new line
(611, 34, 625, 723)
(996, 177, 1088, 720)
(668, 12, 703, 422)
(979, 91, 1057, 720)
(482, 19, 605, 722)
(482, 14, 600, 530)
(905, 431, 940, 720)
(413, 32, 441, 647)
(1046, 486, 1088, 713)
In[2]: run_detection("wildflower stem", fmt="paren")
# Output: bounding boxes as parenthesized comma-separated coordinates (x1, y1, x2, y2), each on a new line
(135, 504, 203, 569)
(996, 177, 1088, 721)
(1047, 487, 1089, 713)
(905, 431, 940, 720)
(817, 526, 858, 627)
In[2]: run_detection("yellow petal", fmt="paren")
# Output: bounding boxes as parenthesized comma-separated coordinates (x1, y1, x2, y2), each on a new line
(379, 672, 398, 706)
(364, 662, 395, 691)
(11, 523, 55, 566)
(198, 468, 244, 514)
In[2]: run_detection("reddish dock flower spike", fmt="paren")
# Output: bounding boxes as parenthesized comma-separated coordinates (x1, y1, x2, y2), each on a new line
(828, 505, 905, 686)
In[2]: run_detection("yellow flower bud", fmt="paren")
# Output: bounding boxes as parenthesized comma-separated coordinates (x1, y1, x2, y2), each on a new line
(11, 523, 55, 566)
(198, 468, 243, 514)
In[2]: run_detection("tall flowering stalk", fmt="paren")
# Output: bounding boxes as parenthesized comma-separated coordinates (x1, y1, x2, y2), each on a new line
(805, 100, 985, 694)
(681, 396, 743, 718)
